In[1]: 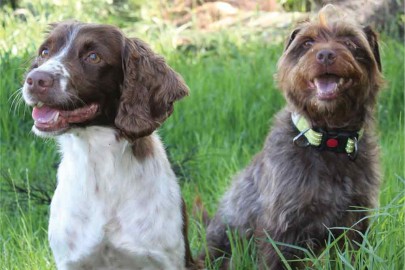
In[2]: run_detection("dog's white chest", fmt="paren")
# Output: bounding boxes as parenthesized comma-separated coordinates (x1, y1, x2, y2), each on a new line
(49, 127, 185, 270)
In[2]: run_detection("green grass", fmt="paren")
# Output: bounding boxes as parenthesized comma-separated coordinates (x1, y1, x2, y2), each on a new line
(1, 1, 404, 269)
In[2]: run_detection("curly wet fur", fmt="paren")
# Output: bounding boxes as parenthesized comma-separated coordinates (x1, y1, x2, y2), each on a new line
(202, 6, 383, 269)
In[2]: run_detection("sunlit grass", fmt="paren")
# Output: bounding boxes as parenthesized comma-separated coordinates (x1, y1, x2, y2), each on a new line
(1, 1, 404, 269)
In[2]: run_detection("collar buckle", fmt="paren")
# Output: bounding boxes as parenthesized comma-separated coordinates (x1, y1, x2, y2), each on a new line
(293, 128, 310, 147)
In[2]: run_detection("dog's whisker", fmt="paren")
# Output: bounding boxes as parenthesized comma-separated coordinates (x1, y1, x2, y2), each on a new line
(9, 88, 24, 115)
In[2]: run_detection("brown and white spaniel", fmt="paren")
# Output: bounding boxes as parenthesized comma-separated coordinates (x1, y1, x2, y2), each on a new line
(22, 21, 196, 270)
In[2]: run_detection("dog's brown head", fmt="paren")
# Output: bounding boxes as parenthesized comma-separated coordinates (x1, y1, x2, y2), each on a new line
(22, 21, 189, 139)
(277, 5, 383, 129)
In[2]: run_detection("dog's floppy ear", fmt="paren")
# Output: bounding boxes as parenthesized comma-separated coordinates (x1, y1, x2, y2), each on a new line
(363, 26, 382, 72)
(115, 38, 189, 140)
(284, 28, 301, 51)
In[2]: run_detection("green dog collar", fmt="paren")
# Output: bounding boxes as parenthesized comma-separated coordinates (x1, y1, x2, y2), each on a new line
(291, 112, 363, 160)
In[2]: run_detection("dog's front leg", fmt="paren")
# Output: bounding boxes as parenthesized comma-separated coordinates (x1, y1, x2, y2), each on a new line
(202, 214, 233, 269)
(255, 228, 311, 270)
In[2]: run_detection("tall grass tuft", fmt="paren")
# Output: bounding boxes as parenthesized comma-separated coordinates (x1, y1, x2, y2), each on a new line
(1, 1, 404, 269)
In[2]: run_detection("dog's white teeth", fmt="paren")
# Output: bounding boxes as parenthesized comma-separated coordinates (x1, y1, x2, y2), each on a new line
(53, 112, 60, 122)
(339, 78, 344, 85)
(37, 102, 44, 108)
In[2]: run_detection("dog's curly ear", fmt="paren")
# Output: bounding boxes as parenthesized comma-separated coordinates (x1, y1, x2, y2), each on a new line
(115, 38, 189, 140)
(363, 26, 382, 72)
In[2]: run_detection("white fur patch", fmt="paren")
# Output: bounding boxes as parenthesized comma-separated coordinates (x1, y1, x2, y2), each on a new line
(49, 127, 185, 270)
(22, 26, 79, 106)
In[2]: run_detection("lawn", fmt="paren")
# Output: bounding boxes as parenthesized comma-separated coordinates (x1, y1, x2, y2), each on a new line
(0, 1, 404, 269)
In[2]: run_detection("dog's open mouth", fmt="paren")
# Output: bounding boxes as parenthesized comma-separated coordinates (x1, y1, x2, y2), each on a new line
(32, 103, 99, 133)
(309, 74, 353, 100)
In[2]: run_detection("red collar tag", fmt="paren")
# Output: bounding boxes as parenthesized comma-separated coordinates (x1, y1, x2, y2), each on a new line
(326, 138, 339, 148)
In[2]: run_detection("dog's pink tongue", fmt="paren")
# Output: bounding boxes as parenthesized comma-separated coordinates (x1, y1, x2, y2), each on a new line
(314, 76, 338, 94)
(32, 106, 59, 123)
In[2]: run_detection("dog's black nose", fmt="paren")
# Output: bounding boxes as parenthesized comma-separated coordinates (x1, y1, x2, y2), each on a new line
(26, 70, 54, 94)
(316, 49, 336, 65)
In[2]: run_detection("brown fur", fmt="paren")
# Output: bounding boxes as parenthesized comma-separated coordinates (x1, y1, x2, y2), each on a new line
(202, 7, 383, 269)
(29, 21, 189, 143)
(131, 136, 154, 160)
(115, 37, 189, 140)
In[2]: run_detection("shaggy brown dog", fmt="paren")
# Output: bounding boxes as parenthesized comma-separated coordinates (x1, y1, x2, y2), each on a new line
(202, 6, 383, 269)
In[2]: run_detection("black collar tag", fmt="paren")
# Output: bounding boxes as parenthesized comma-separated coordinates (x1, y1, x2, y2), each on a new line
(315, 129, 360, 153)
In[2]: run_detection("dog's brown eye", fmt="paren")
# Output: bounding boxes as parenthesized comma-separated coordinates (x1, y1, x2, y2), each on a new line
(40, 48, 49, 58)
(303, 40, 314, 48)
(85, 52, 101, 64)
